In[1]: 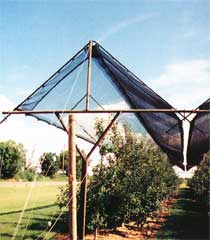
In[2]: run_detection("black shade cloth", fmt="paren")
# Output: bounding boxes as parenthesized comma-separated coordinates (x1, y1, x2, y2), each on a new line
(1, 41, 184, 168)
(92, 43, 183, 168)
(187, 98, 210, 169)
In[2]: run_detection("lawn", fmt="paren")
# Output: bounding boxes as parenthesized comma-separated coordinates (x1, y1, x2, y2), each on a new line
(1, 181, 209, 240)
(155, 186, 209, 240)
(0, 181, 67, 240)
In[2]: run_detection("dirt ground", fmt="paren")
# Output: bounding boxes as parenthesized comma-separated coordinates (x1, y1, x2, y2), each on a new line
(56, 198, 176, 240)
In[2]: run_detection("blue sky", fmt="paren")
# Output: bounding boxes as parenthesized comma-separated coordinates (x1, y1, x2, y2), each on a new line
(1, 0, 209, 106)
(0, 0, 209, 164)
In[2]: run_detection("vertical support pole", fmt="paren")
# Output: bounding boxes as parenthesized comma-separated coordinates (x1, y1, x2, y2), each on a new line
(62, 153, 64, 174)
(86, 40, 93, 111)
(80, 113, 120, 240)
(78, 154, 87, 239)
(81, 154, 88, 240)
(68, 114, 77, 240)
(62, 144, 65, 174)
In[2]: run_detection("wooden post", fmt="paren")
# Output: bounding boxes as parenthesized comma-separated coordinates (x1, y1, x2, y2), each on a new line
(62, 145, 65, 174)
(86, 40, 93, 111)
(79, 113, 120, 239)
(94, 228, 98, 240)
(68, 114, 77, 240)
(79, 156, 88, 240)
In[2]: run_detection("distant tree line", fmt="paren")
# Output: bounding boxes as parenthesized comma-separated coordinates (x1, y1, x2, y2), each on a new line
(0, 140, 83, 180)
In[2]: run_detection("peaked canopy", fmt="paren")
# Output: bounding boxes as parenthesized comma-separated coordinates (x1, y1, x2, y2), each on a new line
(1, 41, 184, 168)
(187, 98, 210, 169)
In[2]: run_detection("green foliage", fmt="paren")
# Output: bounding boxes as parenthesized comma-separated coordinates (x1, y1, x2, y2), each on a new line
(86, 122, 179, 231)
(59, 150, 83, 179)
(59, 150, 68, 174)
(57, 184, 69, 209)
(15, 167, 36, 181)
(188, 151, 210, 210)
(57, 120, 179, 232)
(156, 187, 209, 239)
(0, 140, 26, 179)
(40, 152, 59, 177)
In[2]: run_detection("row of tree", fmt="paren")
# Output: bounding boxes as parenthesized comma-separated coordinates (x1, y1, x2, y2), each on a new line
(0, 140, 73, 179)
(188, 151, 210, 211)
(57, 119, 180, 233)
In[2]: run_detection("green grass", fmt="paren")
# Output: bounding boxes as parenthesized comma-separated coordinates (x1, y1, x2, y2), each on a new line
(2, 181, 209, 240)
(0, 181, 67, 240)
(13, 173, 68, 182)
(155, 187, 209, 240)
(36, 173, 68, 182)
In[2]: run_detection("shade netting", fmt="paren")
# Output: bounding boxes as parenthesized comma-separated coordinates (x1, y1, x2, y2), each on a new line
(1, 41, 184, 168)
(187, 98, 210, 169)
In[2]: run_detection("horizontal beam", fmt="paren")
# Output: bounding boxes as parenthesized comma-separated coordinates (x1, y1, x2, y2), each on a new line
(2, 109, 210, 114)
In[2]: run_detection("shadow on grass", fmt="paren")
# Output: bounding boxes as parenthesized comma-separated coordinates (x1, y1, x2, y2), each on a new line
(0, 233, 13, 238)
(156, 188, 209, 240)
(0, 203, 57, 216)
(27, 211, 68, 234)
(0, 204, 68, 239)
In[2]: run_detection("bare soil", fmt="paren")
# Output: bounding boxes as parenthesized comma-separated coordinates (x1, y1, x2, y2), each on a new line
(56, 198, 177, 240)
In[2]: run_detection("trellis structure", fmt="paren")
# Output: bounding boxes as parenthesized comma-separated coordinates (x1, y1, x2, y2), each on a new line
(1, 41, 209, 240)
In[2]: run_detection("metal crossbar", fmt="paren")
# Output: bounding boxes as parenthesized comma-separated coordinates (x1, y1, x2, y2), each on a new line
(2, 109, 210, 115)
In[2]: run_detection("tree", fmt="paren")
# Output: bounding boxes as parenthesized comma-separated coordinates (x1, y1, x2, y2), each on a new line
(0, 140, 26, 179)
(59, 150, 84, 179)
(86, 120, 179, 230)
(188, 151, 210, 210)
(40, 152, 59, 177)
(57, 120, 179, 232)
(59, 150, 68, 174)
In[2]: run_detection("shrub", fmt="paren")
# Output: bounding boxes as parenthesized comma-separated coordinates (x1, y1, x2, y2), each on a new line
(0, 140, 26, 179)
(40, 152, 59, 177)
(86, 137, 179, 231)
(15, 168, 36, 181)
(59, 150, 83, 179)
(57, 121, 179, 233)
(188, 151, 210, 210)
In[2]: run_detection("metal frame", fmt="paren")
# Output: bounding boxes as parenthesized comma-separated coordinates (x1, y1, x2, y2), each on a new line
(55, 110, 120, 239)
(0, 43, 89, 125)
(86, 40, 93, 110)
(1, 40, 209, 240)
(79, 112, 120, 239)
(2, 109, 210, 114)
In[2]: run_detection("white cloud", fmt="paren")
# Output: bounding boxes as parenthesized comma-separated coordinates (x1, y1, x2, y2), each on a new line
(0, 115, 102, 173)
(2, 61, 207, 171)
(0, 97, 127, 169)
(149, 60, 210, 168)
(16, 88, 31, 97)
(97, 13, 157, 43)
(60, 101, 129, 139)
(101, 101, 129, 110)
(150, 59, 210, 108)
(0, 95, 102, 168)
(0, 115, 67, 165)
(0, 94, 16, 110)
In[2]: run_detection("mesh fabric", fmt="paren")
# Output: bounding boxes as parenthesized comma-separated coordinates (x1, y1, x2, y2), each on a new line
(187, 98, 210, 169)
(2, 41, 184, 168)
